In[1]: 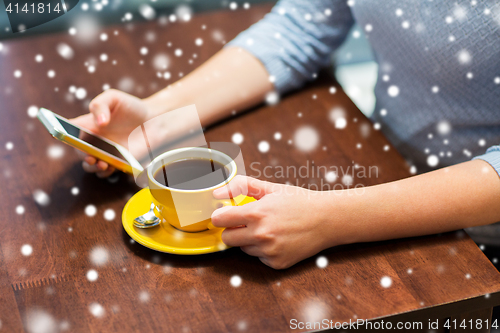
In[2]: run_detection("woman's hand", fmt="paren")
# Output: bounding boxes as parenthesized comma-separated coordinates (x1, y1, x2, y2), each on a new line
(211, 176, 340, 269)
(70, 89, 151, 177)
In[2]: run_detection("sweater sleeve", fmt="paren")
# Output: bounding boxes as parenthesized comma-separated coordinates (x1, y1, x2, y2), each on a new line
(226, 0, 354, 94)
(473, 146, 500, 177)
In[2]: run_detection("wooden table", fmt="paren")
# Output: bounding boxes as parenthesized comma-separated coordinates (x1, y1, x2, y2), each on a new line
(1, 4, 500, 332)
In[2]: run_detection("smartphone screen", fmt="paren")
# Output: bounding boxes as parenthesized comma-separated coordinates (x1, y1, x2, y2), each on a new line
(56, 116, 128, 162)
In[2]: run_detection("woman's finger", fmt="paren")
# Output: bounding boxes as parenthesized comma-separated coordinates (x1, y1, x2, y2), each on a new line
(85, 156, 97, 165)
(69, 114, 98, 132)
(213, 175, 276, 200)
(221, 226, 254, 247)
(96, 160, 109, 171)
(211, 204, 256, 228)
(240, 245, 265, 257)
(82, 161, 100, 173)
(96, 167, 115, 178)
(89, 90, 122, 126)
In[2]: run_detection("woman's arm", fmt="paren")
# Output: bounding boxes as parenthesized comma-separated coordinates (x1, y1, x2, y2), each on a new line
(211, 159, 500, 269)
(335, 159, 500, 245)
(70, 47, 273, 176)
(71, 0, 354, 176)
(143, 47, 273, 127)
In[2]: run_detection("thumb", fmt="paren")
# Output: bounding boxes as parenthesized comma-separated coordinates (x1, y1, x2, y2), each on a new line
(89, 90, 121, 127)
(213, 175, 276, 200)
(69, 113, 98, 132)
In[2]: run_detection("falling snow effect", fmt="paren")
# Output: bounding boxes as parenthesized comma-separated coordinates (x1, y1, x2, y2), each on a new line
(342, 175, 353, 186)
(258, 141, 270, 153)
(387, 85, 399, 97)
(103, 209, 116, 221)
(335, 117, 347, 129)
(85, 204, 97, 217)
(380, 276, 392, 288)
(325, 171, 337, 183)
(21, 244, 33, 256)
(139, 290, 151, 302)
(329, 107, 347, 129)
(453, 5, 467, 21)
(427, 155, 439, 167)
(33, 189, 50, 206)
(457, 49, 472, 65)
(212, 29, 225, 43)
(71, 187, 80, 195)
(175, 5, 193, 22)
(230, 275, 242, 287)
(437, 121, 451, 135)
(274, 132, 282, 140)
(139, 4, 156, 20)
(57, 43, 74, 60)
(47, 145, 65, 159)
(316, 256, 328, 268)
(265, 91, 279, 105)
(16, 205, 25, 215)
(75, 87, 87, 100)
(153, 54, 170, 70)
(27, 105, 38, 118)
(237, 320, 247, 331)
(89, 303, 105, 318)
(293, 126, 319, 152)
(86, 269, 98, 282)
(25, 309, 57, 333)
(89, 246, 109, 266)
(117, 77, 134, 93)
(231, 133, 244, 145)
(5, 141, 14, 150)
(73, 16, 100, 44)
(301, 299, 329, 323)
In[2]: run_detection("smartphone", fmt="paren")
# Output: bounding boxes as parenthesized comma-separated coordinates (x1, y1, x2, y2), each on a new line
(37, 108, 143, 175)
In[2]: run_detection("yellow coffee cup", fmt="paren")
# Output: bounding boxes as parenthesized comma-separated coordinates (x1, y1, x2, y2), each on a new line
(147, 147, 236, 232)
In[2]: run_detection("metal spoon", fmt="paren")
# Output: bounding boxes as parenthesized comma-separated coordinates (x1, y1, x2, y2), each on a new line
(134, 203, 161, 228)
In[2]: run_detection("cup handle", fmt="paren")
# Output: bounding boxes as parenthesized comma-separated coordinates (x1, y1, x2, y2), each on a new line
(208, 199, 235, 230)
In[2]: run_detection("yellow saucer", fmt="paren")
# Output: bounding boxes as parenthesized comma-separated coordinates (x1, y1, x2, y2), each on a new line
(122, 188, 255, 255)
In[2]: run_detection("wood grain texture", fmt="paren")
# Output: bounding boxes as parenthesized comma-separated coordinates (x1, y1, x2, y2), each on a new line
(0, 4, 500, 332)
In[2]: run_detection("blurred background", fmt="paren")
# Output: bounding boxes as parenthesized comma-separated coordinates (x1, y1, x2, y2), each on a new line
(0, 0, 377, 116)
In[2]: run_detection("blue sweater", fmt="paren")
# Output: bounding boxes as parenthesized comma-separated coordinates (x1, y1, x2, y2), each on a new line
(228, 0, 500, 177)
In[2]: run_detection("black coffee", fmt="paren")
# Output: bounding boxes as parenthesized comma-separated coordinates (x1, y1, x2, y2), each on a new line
(154, 158, 230, 190)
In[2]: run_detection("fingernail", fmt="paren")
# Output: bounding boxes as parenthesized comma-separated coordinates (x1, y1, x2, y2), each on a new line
(97, 114, 106, 125)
